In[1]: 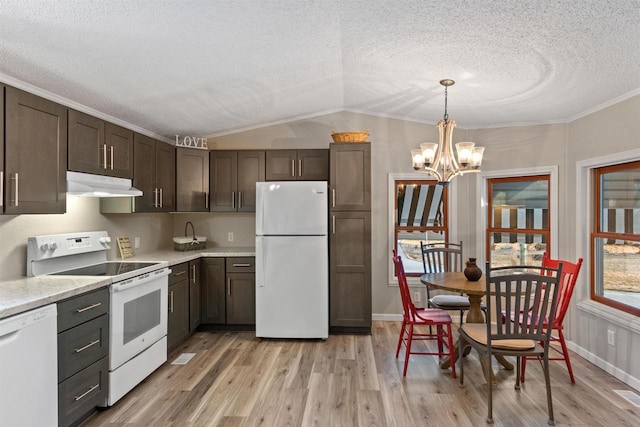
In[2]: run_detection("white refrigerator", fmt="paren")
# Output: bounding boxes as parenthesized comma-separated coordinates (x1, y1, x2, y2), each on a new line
(256, 181, 328, 339)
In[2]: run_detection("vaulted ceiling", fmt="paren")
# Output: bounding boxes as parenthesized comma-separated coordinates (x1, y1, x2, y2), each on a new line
(2, 0, 639, 140)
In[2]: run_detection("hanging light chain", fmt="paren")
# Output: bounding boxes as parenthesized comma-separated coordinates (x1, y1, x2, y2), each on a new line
(443, 83, 449, 121)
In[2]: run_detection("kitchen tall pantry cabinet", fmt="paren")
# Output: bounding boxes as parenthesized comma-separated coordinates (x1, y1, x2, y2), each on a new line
(68, 109, 133, 179)
(2, 86, 67, 214)
(329, 143, 372, 333)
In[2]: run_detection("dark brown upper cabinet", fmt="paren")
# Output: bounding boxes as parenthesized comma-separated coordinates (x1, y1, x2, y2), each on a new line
(3, 86, 67, 214)
(176, 147, 209, 212)
(265, 149, 328, 181)
(132, 133, 175, 212)
(329, 143, 371, 211)
(68, 110, 133, 179)
(210, 150, 265, 212)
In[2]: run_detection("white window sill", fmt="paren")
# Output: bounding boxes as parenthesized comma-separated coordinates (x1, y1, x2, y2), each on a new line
(577, 300, 640, 334)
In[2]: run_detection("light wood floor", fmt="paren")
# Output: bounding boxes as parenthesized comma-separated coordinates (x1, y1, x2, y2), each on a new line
(83, 321, 640, 426)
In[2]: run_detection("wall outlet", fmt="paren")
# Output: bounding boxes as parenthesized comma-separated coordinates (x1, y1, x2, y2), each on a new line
(227, 232, 234, 242)
(608, 329, 615, 346)
(413, 291, 421, 303)
(134, 237, 140, 249)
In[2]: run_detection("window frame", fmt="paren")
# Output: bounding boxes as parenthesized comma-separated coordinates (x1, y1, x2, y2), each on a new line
(479, 166, 558, 268)
(388, 173, 456, 284)
(486, 174, 551, 265)
(590, 160, 640, 317)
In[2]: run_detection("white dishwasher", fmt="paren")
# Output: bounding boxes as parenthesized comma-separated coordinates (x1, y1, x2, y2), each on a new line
(0, 304, 58, 427)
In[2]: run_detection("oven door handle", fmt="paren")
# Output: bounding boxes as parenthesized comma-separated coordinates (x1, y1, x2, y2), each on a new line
(110, 268, 171, 292)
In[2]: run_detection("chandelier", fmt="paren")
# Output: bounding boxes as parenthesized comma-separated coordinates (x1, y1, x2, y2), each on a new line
(411, 79, 484, 185)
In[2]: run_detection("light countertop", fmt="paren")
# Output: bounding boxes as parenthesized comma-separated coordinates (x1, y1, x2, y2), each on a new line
(0, 246, 255, 320)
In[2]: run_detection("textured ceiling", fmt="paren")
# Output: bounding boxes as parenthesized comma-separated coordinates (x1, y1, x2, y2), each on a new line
(1, 0, 640, 140)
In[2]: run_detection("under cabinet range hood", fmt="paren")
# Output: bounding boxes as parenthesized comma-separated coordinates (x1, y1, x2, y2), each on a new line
(66, 171, 143, 197)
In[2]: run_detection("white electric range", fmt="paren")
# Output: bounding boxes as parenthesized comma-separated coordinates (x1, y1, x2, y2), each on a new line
(27, 231, 171, 406)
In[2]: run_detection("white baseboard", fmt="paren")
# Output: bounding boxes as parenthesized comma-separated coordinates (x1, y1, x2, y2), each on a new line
(373, 313, 402, 322)
(566, 341, 640, 391)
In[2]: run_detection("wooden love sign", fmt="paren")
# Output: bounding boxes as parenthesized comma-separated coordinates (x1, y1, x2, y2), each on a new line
(175, 135, 208, 149)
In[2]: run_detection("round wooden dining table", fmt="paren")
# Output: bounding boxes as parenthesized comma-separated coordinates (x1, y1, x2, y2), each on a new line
(420, 272, 514, 380)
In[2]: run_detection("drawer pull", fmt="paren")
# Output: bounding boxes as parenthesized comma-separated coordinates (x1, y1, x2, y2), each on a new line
(173, 270, 187, 276)
(75, 339, 100, 353)
(74, 384, 99, 402)
(76, 303, 102, 313)
(232, 263, 251, 267)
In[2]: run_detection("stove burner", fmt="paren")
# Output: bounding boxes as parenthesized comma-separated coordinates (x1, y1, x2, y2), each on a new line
(52, 262, 159, 276)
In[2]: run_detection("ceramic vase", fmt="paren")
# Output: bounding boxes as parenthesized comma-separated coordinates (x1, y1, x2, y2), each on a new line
(463, 258, 483, 281)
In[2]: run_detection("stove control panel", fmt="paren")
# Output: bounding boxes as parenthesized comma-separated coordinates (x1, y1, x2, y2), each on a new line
(27, 231, 112, 276)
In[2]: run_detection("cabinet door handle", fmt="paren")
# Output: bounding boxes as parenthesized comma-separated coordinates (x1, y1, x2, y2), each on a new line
(232, 263, 251, 267)
(227, 278, 231, 295)
(191, 264, 196, 283)
(153, 188, 158, 208)
(169, 291, 174, 313)
(238, 192, 242, 209)
(205, 192, 209, 209)
(298, 159, 302, 177)
(332, 215, 336, 234)
(11, 174, 18, 206)
(102, 144, 108, 169)
(1, 171, 4, 207)
(291, 159, 295, 177)
(332, 189, 336, 208)
(159, 188, 163, 208)
(75, 339, 100, 353)
(74, 384, 99, 402)
(76, 302, 102, 313)
(231, 191, 236, 209)
(110, 146, 115, 170)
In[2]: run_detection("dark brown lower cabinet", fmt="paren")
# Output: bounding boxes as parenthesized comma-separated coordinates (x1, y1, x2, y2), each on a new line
(201, 257, 255, 326)
(225, 258, 256, 325)
(168, 279, 189, 349)
(329, 211, 372, 332)
(167, 263, 190, 349)
(201, 258, 226, 324)
(168, 260, 202, 349)
(57, 288, 109, 427)
(189, 259, 202, 331)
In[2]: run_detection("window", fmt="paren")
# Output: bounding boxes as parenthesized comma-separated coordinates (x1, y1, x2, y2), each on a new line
(394, 179, 449, 276)
(486, 175, 550, 267)
(591, 160, 640, 316)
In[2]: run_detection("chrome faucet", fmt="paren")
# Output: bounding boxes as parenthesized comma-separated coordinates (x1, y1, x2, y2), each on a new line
(185, 221, 196, 242)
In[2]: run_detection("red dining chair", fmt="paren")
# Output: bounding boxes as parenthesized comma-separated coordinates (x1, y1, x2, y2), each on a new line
(519, 253, 583, 383)
(393, 250, 456, 378)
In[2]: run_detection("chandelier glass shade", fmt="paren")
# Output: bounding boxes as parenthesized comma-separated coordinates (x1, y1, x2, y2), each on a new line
(411, 79, 484, 185)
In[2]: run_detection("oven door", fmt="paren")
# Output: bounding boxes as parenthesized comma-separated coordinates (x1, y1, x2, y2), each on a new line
(109, 268, 170, 370)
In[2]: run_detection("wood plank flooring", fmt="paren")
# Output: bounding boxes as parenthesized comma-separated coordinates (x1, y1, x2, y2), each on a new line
(83, 321, 640, 426)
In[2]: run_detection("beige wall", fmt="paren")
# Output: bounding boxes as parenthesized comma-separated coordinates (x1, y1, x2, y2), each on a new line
(1, 95, 638, 386)
(207, 100, 640, 386)
(0, 197, 173, 280)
